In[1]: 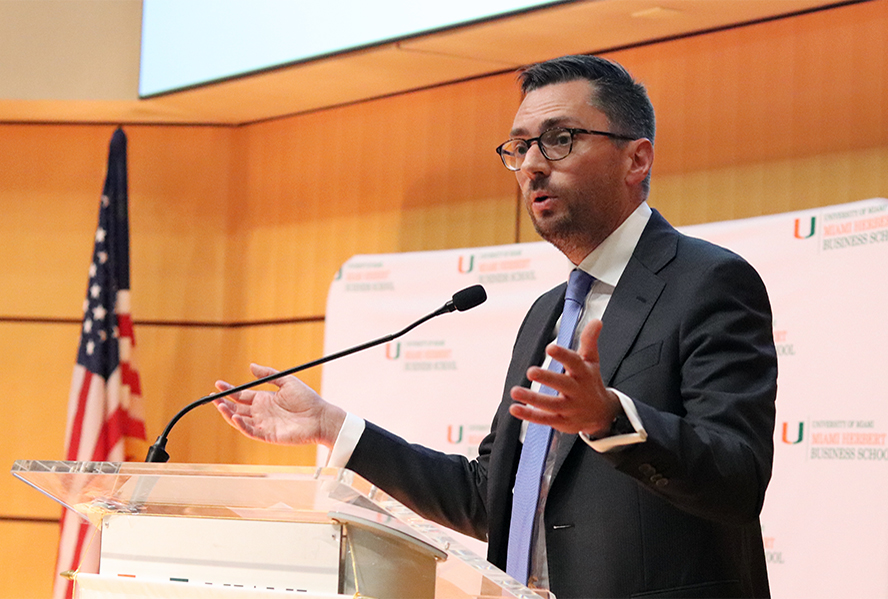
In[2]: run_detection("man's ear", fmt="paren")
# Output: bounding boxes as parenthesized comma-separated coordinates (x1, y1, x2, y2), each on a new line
(624, 138, 654, 187)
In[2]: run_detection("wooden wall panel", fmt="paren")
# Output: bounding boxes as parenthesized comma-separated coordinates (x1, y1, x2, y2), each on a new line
(0, 521, 57, 599)
(624, 0, 888, 178)
(0, 125, 120, 319)
(652, 147, 888, 227)
(126, 125, 235, 322)
(0, 322, 73, 518)
(226, 73, 521, 322)
(133, 326, 228, 464)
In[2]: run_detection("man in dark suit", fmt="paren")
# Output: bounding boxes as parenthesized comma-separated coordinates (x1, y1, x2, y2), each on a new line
(215, 55, 777, 598)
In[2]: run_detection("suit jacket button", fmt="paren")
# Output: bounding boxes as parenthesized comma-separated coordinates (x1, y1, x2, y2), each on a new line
(639, 463, 656, 476)
(655, 477, 669, 487)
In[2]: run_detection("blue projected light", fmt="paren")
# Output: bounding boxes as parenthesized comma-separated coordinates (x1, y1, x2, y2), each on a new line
(139, 0, 564, 97)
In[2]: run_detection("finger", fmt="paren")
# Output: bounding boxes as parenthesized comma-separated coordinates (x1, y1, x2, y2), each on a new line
(510, 385, 571, 413)
(509, 401, 568, 428)
(250, 363, 279, 379)
(214, 380, 233, 393)
(213, 397, 240, 427)
(250, 363, 294, 389)
(576, 319, 604, 363)
(523, 366, 578, 398)
(214, 379, 259, 405)
(536, 345, 591, 382)
(219, 399, 259, 435)
(230, 414, 259, 439)
(509, 401, 541, 423)
(215, 384, 258, 405)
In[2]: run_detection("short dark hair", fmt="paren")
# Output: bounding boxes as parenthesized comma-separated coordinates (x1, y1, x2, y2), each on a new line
(520, 55, 655, 146)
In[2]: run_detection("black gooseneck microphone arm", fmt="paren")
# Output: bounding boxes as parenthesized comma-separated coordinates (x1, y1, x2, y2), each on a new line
(145, 284, 487, 462)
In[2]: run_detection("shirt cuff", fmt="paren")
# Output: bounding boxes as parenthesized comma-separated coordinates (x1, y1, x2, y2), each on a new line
(579, 389, 648, 453)
(326, 412, 365, 468)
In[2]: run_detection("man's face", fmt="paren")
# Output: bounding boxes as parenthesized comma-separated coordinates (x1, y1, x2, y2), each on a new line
(510, 79, 639, 263)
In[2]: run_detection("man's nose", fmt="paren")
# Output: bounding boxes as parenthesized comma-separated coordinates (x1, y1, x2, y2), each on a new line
(518, 141, 550, 177)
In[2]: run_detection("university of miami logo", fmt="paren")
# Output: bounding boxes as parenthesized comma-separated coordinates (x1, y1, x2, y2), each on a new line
(793, 217, 816, 239)
(458, 255, 475, 274)
(781, 421, 804, 444)
(446, 425, 464, 444)
(385, 342, 401, 360)
(333, 267, 343, 280)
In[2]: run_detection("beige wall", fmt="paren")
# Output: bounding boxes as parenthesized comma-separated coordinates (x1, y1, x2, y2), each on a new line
(1, 1, 886, 596)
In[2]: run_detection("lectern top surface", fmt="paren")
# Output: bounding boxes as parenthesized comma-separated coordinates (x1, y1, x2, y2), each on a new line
(12, 461, 387, 522)
(12, 460, 542, 599)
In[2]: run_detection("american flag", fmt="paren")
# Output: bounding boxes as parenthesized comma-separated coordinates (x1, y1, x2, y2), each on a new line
(53, 128, 147, 599)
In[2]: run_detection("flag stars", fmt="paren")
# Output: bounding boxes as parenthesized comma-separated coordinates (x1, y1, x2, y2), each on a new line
(90, 284, 101, 299)
(97, 251, 108, 264)
(86, 340, 95, 355)
(93, 305, 107, 321)
(95, 228, 107, 243)
(89, 263, 97, 278)
(83, 319, 93, 334)
(101, 194, 110, 207)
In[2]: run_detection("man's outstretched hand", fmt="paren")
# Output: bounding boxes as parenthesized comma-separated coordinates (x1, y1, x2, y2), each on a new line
(214, 363, 346, 448)
(509, 319, 620, 438)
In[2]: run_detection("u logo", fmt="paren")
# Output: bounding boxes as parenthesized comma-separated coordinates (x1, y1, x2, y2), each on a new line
(781, 421, 804, 444)
(794, 217, 816, 239)
(447, 425, 464, 444)
(385, 342, 401, 360)
(458, 255, 475, 274)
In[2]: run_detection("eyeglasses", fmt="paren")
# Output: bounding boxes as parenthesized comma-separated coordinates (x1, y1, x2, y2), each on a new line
(495, 127, 636, 171)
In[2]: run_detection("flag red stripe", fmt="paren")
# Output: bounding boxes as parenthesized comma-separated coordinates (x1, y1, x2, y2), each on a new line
(121, 361, 141, 395)
(66, 370, 93, 461)
(57, 510, 92, 599)
(125, 414, 147, 439)
(91, 409, 118, 462)
(91, 406, 147, 462)
(117, 313, 134, 337)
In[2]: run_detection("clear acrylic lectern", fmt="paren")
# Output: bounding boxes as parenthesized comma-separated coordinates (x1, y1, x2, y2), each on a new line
(12, 460, 540, 599)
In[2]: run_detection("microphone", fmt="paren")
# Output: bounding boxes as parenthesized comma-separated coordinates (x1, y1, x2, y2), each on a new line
(437, 283, 487, 314)
(145, 285, 487, 462)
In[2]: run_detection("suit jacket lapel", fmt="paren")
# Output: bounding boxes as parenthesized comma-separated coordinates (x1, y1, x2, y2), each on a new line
(598, 210, 676, 386)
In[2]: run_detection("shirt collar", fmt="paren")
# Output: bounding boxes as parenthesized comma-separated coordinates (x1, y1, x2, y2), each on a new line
(576, 201, 652, 287)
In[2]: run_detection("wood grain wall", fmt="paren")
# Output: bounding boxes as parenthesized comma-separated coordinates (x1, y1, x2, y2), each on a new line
(1, 1, 886, 596)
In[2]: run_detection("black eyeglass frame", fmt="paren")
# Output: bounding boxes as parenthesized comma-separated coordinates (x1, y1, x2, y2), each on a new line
(495, 127, 637, 171)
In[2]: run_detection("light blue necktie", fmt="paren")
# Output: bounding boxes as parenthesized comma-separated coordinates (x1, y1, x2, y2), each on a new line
(506, 268, 595, 584)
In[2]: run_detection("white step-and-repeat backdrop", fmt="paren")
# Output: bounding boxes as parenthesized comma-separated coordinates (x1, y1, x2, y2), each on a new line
(320, 198, 888, 598)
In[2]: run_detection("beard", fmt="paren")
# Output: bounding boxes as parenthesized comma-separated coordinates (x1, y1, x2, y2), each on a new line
(526, 187, 615, 260)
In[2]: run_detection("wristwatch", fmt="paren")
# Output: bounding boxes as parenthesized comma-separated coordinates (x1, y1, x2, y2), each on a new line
(609, 411, 635, 436)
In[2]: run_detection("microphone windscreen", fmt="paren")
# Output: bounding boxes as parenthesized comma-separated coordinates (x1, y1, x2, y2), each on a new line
(452, 285, 487, 312)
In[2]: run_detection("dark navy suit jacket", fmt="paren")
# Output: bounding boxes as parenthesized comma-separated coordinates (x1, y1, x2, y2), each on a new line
(347, 210, 777, 598)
